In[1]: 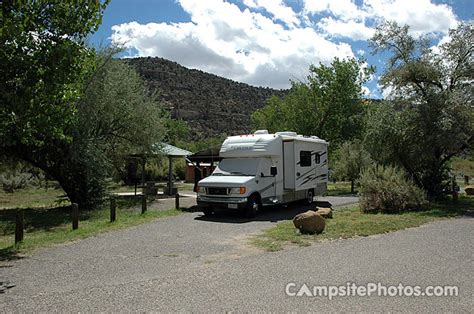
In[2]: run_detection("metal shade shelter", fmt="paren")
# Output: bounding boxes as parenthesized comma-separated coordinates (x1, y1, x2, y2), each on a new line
(155, 143, 193, 195)
(128, 143, 192, 196)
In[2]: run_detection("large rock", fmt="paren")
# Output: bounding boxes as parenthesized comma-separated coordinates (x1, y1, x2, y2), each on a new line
(293, 210, 325, 234)
(464, 185, 474, 195)
(315, 207, 333, 219)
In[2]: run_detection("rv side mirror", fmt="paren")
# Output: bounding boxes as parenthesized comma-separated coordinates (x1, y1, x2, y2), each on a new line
(270, 166, 277, 176)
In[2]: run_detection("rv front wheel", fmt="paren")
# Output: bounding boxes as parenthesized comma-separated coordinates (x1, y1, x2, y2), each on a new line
(202, 207, 214, 216)
(244, 195, 260, 218)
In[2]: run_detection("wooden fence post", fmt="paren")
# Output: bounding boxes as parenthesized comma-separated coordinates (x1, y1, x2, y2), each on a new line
(141, 194, 147, 214)
(110, 197, 116, 222)
(15, 209, 24, 244)
(175, 193, 180, 209)
(72, 203, 79, 230)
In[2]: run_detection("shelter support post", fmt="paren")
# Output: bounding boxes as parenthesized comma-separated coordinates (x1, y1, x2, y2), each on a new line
(168, 157, 173, 196)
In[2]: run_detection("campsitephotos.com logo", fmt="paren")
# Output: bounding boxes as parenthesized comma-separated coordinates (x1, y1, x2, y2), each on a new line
(285, 282, 459, 300)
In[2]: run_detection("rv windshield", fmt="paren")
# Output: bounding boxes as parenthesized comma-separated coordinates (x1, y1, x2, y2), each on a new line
(212, 158, 260, 176)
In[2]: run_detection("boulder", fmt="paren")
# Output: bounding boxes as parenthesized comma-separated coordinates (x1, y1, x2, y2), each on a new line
(315, 207, 333, 219)
(293, 210, 325, 234)
(464, 185, 474, 195)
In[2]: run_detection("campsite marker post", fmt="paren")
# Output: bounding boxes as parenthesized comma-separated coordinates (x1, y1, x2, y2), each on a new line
(15, 209, 24, 243)
(72, 203, 79, 230)
(110, 197, 116, 222)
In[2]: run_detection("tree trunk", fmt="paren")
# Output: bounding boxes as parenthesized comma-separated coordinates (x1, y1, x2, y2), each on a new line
(351, 180, 354, 193)
(11, 143, 106, 210)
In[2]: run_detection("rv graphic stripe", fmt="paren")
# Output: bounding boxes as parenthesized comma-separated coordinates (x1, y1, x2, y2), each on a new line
(296, 160, 327, 182)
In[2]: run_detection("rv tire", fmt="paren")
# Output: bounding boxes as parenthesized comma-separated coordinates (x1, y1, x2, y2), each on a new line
(202, 207, 214, 216)
(306, 189, 314, 205)
(244, 194, 260, 218)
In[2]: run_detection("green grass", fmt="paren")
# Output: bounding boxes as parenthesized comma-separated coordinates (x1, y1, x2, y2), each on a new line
(0, 186, 69, 210)
(251, 197, 473, 252)
(0, 199, 182, 261)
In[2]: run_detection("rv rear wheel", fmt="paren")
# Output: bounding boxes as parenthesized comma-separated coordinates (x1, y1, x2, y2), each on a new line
(306, 189, 314, 205)
(244, 195, 260, 218)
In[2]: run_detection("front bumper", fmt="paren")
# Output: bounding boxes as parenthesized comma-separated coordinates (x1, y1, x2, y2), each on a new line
(197, 195, 248, 210)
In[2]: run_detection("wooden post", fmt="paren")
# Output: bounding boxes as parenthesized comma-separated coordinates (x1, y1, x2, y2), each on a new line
(110, 197, 116, 222)
(15, 209, 24, 244)
(465, 175, 469, 185)
(452, 176, 458, 201)
(141, 194, 147, 214)
(141, 156, 146, 196)
(175, 193, 180, 209)
(72, 203, 79, 230)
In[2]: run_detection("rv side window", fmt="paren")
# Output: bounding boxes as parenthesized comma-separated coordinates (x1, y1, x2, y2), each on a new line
(300, 151, 311, 167)
(315, 153, 320, 164)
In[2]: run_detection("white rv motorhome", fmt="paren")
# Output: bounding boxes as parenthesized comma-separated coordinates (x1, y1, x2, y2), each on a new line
(196, 130, 328, 217)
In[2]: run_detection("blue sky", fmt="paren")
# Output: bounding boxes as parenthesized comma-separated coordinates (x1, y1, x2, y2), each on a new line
(91, 0, 473, 97)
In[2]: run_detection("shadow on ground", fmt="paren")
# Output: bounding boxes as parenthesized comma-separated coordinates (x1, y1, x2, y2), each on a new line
(191, 201, 335, 224)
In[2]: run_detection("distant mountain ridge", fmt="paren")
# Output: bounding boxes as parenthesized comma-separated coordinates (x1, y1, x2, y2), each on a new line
(125, 57, 287, 140)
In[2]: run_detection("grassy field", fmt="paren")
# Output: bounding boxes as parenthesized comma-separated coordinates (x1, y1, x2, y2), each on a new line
(0, 198, 182, 261)
(251, 196, 473, 252)
(451, 157, 474, 178)
(0, 186, 69, 209)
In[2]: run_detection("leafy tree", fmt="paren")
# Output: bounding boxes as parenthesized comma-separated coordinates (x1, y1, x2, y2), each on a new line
(0, 1, 108, 147)
(367, 21, 474, 197)
(0, 1, 109, 207)
(333, 140, 372, 193)
(72, 52, 166, 205)
(164, 118, 191, 146)
(251, 58, 374, 148)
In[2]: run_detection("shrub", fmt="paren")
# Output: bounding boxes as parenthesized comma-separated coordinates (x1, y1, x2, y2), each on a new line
(0, 169, 35, 193)
(359, 164, 427, 213)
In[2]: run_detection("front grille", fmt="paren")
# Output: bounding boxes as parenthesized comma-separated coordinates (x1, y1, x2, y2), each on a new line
(207, 187, 230, 195)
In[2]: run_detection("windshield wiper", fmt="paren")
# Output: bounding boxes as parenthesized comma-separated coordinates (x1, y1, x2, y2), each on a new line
(230, 171, 252, 176)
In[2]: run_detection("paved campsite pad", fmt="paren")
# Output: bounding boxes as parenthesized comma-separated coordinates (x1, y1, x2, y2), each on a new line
(0, 196, 472, 311)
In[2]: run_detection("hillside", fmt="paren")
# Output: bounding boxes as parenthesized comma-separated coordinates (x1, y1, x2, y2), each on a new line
(125, 57, 287, 139)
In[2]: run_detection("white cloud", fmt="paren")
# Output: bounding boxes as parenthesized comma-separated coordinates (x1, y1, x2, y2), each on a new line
(364, 0, 458, 35)
(304, 0, 458, 39)
(111, 0, 354, 89)
(304, 0, 366, 22)
(243, 0, 300, 27)
(110, 0, 461, 89)
(318, 16, 375, 40)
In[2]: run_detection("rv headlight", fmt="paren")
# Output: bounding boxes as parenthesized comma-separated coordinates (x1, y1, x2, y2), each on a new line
(197, 186, 205, 194)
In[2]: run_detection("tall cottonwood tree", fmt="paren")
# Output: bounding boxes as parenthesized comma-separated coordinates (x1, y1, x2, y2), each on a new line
(251, 58, 374, 148)
(366, 21, 473, 197)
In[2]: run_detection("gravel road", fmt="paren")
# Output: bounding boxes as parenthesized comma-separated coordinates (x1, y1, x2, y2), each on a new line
(0, 196, 472, 312)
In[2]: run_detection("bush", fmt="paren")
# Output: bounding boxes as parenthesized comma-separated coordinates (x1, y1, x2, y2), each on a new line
(359, 164, 427, 213)
(0, 169, 35, 193)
